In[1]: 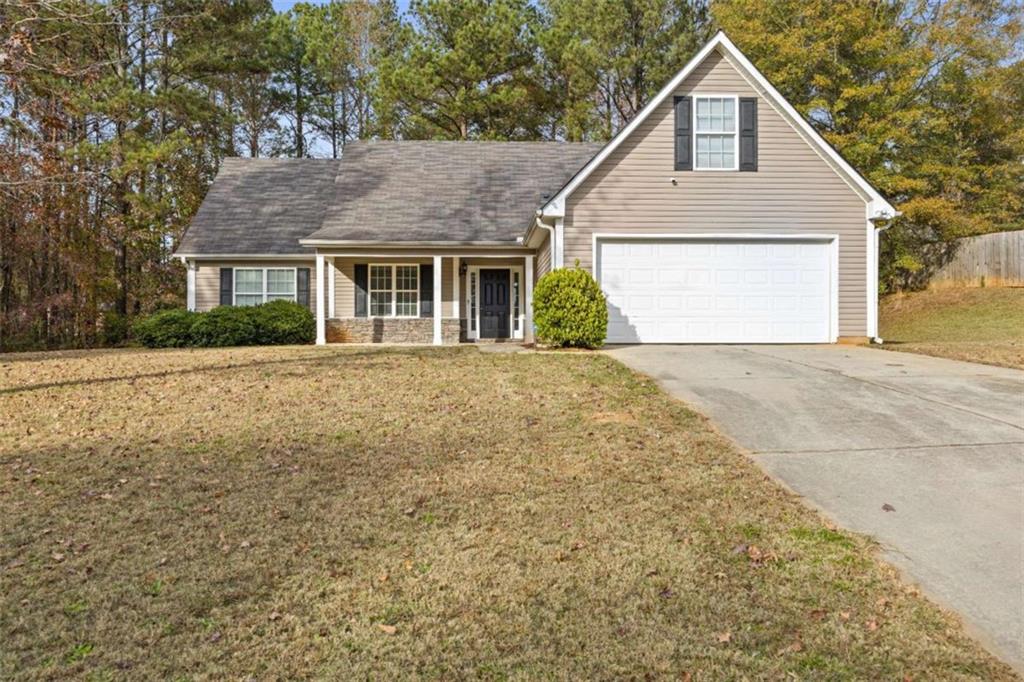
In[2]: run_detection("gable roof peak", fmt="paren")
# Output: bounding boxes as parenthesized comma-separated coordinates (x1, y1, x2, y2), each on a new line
(540, 30, 896, 220)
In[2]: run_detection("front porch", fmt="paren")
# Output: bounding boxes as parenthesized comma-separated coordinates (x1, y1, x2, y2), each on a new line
(313, 252, 536, 345)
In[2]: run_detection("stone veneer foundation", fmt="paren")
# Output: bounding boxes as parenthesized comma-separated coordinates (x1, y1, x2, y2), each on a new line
(327, 318, 461, 344)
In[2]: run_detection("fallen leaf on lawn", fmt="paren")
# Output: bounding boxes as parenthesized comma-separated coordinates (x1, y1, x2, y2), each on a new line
(51, 553, 65, 562)
(778, 639, 804, 655)
(716, 631, 732, 643)
(865, 620, 879, 631)
(747, 545, 763, 561)
(100, 493, 113, 500)
(882, 503, 896, 512)
(377, 573, 389, 583)
(268, 612, 281, 621)
(239, 540, 251, 549)
(378, 624, 397, 635)
(839, 611, 851, 621)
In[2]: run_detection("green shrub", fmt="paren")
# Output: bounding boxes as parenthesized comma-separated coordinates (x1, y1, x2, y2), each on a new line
(189, 305, 258, 347)
(132, 309, 198, 348)
(249, 299, 315, 344)
(133, 300, 315, 348)
(102, 311, 130, 346)
(533, 265, 608, 348)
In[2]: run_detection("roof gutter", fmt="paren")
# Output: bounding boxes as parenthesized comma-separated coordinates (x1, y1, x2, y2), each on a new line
(532, 213, 558, 266)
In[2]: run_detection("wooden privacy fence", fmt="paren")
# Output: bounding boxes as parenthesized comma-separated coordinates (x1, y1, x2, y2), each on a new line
(931, 230, 1023, 287)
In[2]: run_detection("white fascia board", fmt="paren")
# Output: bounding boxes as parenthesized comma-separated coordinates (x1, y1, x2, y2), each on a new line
(540, 31, 897, 221)
(174, 253, 313, 260)
(299, 239, 520, 248)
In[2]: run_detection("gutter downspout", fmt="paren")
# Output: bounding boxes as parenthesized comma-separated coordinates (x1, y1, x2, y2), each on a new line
(871, 215, 898, 345)
(534, 213, 557, 268)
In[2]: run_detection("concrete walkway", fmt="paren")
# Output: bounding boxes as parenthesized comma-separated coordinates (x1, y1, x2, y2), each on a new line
(606, 344, 1024, 670)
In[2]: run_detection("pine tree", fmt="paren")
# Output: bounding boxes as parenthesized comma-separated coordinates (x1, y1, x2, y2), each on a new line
(373, 0, 549, 140)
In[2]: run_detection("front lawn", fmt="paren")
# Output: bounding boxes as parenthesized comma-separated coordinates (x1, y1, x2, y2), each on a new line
(0, 347, 1013, 679)
(879, 286, 1024, 369)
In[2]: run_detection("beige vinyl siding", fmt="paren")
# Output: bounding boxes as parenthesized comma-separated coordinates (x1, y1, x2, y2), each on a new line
(565, 49, 870, 336)
(328, 257, 456, 319)
(195, 261, 316, 312)
(536, 233, 552, 278)
(333, 259, 355, 318)
(200, 255, 533, 322)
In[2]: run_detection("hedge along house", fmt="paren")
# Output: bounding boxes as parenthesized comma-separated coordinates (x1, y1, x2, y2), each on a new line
(175, 32, 896, 346)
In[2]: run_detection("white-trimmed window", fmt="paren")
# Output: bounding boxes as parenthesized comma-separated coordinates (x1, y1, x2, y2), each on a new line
(512, 271, 520, 333)
(369, 264, 419, 317)
(234, 268, 296, 306)
(694, 96, 737, 170)
(469, 271, 477, 332)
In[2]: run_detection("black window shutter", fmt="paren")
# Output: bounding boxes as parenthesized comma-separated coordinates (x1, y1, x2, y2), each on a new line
(219, 268, 233, 306)
(739, 97, 758, 171)
(296, 267, 310, 308)
(354, 264, 368, 317)
(674, 96, 692, 171)
(419, 263, 433, 318)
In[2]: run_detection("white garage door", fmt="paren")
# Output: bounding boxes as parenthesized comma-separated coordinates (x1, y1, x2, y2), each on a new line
(598, 238, 833, 344)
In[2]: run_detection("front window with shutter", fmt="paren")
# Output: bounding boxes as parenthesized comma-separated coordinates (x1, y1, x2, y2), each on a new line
(234, 268, 296, 306)
(369, 264, 419, 317)
(694, 96, 738, 170)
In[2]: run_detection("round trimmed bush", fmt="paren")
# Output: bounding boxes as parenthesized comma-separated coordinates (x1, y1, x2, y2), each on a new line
(533, 266, 608, 348)
(190, 305, 258, 347)
(250, 299, 315, 345)
(132, 309, 198, 348)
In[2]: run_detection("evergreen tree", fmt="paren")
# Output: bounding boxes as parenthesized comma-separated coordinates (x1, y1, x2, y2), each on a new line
(713, 0, 1024, 289)
(373, 0, 549, 140)
(540, 0, 712, 140)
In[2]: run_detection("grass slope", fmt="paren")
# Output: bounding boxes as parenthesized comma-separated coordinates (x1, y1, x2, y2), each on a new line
(879, 287, 1024, 369)
(0, 347, 1014, 679)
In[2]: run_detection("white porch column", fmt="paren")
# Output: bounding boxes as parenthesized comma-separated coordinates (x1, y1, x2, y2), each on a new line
(524, 255, 534, 343)
(452, 257, 460, 321)
(327, 257, 336, 319)
(432, 255, 443, 345)
(186, 260, 197, 312)
(315, 254, 326, 345)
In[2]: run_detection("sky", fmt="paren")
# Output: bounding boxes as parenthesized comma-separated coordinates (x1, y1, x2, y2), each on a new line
(271, 0, 412, 12)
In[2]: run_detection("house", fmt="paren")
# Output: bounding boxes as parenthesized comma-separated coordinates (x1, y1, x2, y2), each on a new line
(175, 32, 897, 346)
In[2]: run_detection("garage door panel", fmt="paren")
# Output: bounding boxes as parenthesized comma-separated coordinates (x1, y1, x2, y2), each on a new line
(599, 238, 832, 344)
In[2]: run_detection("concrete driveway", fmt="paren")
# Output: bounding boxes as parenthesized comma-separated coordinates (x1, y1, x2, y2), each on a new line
(606, 344, 1024, 670)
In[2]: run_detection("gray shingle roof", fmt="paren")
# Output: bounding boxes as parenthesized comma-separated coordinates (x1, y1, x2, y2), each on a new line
(306, 141, 603, 245)
(176, 158, 342, 255)
(177, 142, 603, 255)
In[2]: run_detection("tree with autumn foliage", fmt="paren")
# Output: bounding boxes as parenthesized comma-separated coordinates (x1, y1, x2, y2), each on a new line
(712, 0, 1023, 289)
(1, 0, 1020, 350)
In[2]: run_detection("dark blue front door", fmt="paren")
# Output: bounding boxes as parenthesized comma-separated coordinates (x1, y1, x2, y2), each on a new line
(480, 269, 510, 339)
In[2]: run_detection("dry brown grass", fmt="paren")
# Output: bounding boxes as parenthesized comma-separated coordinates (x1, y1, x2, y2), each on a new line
(880, 287, 1024, 369)
(0, 346, 1015, 680)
